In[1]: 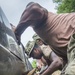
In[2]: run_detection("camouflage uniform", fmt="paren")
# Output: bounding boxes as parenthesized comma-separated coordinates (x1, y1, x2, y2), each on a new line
(61, 33, 75, 75)
(32, 34, 61, 75)
(52, 71, 61, 75)
(40, 44, 52, 59)
(32, 34, 52, 58)
(25, 41, 35, 57)
(26, 40, 61, 75)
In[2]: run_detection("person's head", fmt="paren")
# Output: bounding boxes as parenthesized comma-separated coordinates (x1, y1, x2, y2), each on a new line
(25, 41, 43, 59)
(26, 2, 34, 8)
(32, 33, 43, 46)
(32, 33, 47, 46)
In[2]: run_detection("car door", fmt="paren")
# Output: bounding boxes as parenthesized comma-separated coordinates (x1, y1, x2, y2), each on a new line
(0, 7, 32, 75)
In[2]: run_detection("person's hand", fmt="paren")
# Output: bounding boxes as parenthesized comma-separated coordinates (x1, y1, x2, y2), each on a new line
(15, 36, 21, 45)
(10, 23, 21, 45)
(15, 33, 21, 45)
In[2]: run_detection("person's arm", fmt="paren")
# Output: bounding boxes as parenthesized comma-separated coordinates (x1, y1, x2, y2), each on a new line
(41, 52, 63, 75)
(14, 2, 45, 44)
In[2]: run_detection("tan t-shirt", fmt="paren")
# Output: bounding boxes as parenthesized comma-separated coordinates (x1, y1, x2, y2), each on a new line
(16, 4, 75, 59)
(34, 12, 75, 59)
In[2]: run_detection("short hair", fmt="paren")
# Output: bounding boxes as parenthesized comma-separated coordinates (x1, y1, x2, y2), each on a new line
(26, 2, 35, 8)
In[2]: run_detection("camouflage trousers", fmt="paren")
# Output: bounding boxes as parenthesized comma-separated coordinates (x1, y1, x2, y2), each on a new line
(61, 33, 75, 75)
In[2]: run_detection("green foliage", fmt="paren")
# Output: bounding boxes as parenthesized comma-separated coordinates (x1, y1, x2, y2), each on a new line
(31, 60, 37, 68)
(53, 0, 75, 13)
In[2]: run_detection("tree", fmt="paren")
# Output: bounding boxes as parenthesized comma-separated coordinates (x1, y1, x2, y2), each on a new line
(53, 0, 75, 13)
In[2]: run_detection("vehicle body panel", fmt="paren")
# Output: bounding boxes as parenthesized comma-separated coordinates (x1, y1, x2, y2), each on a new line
(0, 7, 32, 75)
